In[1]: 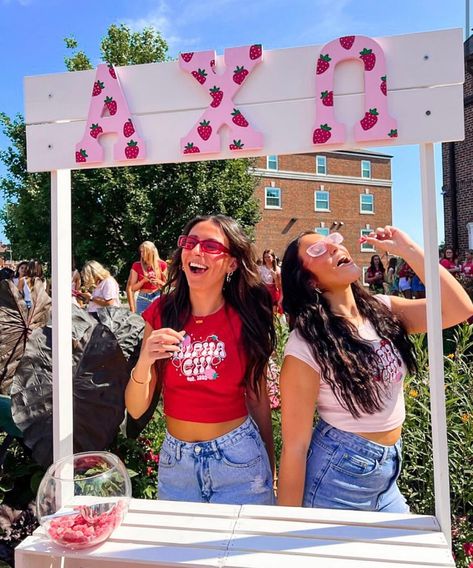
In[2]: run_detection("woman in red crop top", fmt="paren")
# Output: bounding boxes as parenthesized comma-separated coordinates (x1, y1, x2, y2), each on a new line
(126, 241, 167, 315)
(277, 226, 473, 512)
(125, 215, 276, 505)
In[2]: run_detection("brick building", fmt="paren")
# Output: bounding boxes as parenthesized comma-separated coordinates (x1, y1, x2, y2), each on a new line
(253, 150, 393, 281)
(442, 34, 473, 256)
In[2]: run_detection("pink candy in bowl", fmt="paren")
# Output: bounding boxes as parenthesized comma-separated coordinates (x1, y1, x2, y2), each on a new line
(36, 452, 132, 549)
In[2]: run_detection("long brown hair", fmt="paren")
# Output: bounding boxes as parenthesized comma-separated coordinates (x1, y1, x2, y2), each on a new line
(281, 232, 416, 418)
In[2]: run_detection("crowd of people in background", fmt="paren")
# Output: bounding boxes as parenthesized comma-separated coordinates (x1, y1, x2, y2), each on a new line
(0, 239, 472, 318)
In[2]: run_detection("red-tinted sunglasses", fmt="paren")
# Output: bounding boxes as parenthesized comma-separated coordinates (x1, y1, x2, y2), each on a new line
(177, 235, 230, 255)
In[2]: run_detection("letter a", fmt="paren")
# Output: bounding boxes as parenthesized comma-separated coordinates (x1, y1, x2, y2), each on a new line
(75, 63, 146, 165)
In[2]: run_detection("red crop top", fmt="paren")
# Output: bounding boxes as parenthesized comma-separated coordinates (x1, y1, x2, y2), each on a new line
(142, 297, 248, 423)
(132, 260, 167, 292)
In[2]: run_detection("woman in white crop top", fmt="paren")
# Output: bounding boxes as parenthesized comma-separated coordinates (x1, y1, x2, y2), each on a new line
(278, 226, 473, 512)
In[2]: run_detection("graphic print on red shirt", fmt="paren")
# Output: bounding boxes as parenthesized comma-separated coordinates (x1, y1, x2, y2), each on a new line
(171, 332, 227, 382)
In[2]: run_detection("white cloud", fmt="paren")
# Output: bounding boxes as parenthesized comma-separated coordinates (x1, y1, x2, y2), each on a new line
(122, 0, 200, 51)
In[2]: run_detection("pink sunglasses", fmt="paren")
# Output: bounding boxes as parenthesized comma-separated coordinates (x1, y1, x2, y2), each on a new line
(306, 232, 344, 257)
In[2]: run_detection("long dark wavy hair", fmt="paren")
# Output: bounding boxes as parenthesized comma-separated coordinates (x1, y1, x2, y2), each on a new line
(158, 215, 275, 396)
(281, 232, 417, 418)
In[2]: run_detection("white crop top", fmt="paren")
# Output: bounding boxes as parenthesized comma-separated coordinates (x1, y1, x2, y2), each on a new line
(283, 295, 407, 432)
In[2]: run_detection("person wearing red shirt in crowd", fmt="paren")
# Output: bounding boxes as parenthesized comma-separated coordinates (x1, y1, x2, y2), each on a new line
(125, 215, 276, 505)
(126, 241, 167, 315)
(439, 247, 461, 278)
(461, 249, 473, 279)
(259, 249, 282, 312)
(365, 254, 385, 294)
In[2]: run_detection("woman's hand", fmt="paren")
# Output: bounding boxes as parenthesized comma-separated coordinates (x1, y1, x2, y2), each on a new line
(362, 226, 416, 257)
(141, 328, 186, 365)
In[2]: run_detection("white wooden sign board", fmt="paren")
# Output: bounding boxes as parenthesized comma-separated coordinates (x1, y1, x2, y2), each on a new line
(19, 27, 465, 566)
(25, 28, 464, 171)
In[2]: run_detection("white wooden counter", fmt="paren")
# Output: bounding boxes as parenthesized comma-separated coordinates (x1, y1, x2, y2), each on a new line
(16, 498, 454, 567)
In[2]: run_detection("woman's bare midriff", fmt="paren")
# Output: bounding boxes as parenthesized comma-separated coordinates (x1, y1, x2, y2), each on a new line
(166, 415, 248, 442)
(355, 425, 402, 446)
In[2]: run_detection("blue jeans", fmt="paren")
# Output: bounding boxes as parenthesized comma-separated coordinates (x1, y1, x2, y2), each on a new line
(136, 290, 160, 315)
(303, 419, 409, 513)
(158, 417, 275, 505)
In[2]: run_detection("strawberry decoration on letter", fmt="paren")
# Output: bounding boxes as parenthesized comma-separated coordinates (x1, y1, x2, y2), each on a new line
(231, 109, 248, 127)
(320, 91, 333, 107)
(313, 124, 332, 144)
(339, 36, 355, 50)
(123, 118, 135, 138)
(75, 149, 88, 163)
(380, 76, 387, 96)
(209, 86, 223, 107)
(75, 63, 146, 164)
(360, 108, 379, 130)
(313, 35, 397, 145)
(233, 66, 249, 84)
(316, 54, 331, 74)
(229, 139, 244, 150)
(183, 142, 200, 154)
(92, 81, 104, 96)
(192, 68, 207, 84)
(249, 44, 262, 60)
(125, 140, 140, 159)
(359, 48, 376, 71)
(180, 52, 194, 63)
(89, 124, 103, 138)
(197, 120, 212, 140)
(107, 64, 117, 79)
(179, 45, 264, 155)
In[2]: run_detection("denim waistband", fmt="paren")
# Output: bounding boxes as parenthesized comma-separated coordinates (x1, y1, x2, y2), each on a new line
(164, 416, 255, 458)
(315, 418, 400, 464)
(138, 290, 160, 297)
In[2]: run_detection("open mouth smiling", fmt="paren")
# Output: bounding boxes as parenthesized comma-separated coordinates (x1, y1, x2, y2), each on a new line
(336, 256, 352, 267)
(189, 262, 208, 274)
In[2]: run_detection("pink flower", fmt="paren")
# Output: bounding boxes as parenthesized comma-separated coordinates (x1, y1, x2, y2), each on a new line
(463, 542, 473, 556)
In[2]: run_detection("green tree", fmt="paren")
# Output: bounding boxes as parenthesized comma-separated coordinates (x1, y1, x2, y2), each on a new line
(0, 24, 261, 283)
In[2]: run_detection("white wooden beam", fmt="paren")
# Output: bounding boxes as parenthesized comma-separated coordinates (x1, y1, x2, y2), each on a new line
(51, 170, 73, 466)
(419, 143, 451, 546)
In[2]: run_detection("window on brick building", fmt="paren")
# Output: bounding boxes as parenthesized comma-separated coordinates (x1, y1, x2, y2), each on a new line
(360, 228, 375, 252)
(362, 267, 370, 286)
(265, 187, 281, 208)
(315, 190, 330, 211)
(468, 222, 473, 248)
(267, 155, 278, 170)
(315, 227, 330, 236)
(361, 160, 371, 179)
(316, 155, 327, 175)
(360, 193, 374, 213)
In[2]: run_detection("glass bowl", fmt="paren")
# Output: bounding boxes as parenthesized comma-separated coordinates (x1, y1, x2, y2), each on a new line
(36, 451, 132, 549)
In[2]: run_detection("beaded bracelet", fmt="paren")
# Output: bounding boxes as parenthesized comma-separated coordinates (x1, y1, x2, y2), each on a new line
(130, 367, 152, 385)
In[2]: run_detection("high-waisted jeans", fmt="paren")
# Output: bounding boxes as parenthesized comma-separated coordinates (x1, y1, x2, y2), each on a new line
(157, 416, 275, 505)
(303, 418, 409, 513)
(136, 290, 160, 315)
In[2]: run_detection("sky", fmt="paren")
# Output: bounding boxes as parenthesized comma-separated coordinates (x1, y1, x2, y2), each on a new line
(0, 0, 469, 247)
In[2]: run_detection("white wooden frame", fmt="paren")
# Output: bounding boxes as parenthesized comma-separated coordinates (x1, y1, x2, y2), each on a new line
(18, 28, 465, 563)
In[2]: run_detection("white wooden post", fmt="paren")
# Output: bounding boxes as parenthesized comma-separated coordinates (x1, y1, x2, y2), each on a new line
(51, 170, 74, 465)
(419, 143, 451, 546)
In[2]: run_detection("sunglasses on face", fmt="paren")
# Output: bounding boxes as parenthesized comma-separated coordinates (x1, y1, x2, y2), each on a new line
(306, 232, 344, 257)
(177, 235, 230, 255)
